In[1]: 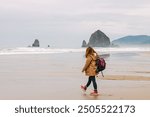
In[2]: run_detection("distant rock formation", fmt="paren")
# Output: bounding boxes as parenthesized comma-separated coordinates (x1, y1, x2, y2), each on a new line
(112, 35, 150, 46)
(32, 39, 40, 47)
(82, 30, 110, 47)
(81, 40, 87, 47)
(110, 43, 119, 47)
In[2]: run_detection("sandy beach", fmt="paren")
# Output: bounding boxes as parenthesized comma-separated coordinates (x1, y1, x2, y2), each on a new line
(0, 48, 150, 100)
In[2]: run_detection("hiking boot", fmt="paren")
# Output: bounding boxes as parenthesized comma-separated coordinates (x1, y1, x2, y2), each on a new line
(81, 85, 87, 92)
(90, 90, 99, 96)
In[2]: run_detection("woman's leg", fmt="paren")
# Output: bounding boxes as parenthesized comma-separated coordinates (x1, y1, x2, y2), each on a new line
(86, 76, 92, 87)
(91, 76, 97, 91)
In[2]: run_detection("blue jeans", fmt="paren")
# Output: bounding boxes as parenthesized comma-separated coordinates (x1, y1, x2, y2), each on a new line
(86, 76, 97, 90)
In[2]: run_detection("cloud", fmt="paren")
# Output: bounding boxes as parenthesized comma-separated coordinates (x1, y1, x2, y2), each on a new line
(0, 0, 150, 47)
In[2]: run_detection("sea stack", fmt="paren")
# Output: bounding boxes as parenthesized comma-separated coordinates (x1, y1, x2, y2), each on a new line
(82, 30, 110, 47)
(81, 40, 87, 47)
(32, 39, 40, 47)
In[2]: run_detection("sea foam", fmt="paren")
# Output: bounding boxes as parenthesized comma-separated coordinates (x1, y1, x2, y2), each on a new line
(0, 47, 150, 55)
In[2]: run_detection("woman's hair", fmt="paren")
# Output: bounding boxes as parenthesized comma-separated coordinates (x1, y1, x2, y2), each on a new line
(85, 46, 96, 58)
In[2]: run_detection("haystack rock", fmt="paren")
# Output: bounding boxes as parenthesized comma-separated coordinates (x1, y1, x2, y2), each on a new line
(32, 39, 40, 47)
(85, 30, 110, 47)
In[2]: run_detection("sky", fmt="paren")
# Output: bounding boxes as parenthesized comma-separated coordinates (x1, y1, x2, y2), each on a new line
(0, 0, 150, 48)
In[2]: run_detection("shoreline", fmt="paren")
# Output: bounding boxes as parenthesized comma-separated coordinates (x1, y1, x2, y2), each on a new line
(101, 75, 150, 81)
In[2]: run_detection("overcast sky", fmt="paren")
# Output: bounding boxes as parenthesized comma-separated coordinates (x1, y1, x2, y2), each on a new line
(0, 0, 150, 48)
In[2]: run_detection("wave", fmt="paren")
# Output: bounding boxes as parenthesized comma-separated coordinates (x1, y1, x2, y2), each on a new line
(0, 47, 150, 55)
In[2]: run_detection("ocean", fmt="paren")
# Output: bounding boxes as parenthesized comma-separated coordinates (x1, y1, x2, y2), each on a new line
(0, 47, 150, 55)
(0, 47, 150, 77)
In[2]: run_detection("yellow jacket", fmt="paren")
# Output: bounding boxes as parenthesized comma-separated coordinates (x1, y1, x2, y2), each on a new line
(82, 53, 97, 76)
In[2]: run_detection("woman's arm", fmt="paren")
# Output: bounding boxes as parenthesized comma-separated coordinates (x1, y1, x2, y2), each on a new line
(82, 56, 92, 72)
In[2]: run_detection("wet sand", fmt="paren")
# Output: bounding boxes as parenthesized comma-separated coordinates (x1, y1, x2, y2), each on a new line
(0, 51, 150, 100)
(0, 75, 150, 100)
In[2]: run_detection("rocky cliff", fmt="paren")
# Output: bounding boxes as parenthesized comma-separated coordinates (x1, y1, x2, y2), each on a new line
(82, 30, 110, 47)
(112, 35, 150, 46)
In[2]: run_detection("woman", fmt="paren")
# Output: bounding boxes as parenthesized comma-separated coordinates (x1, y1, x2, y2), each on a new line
(81, 46, 99, 95)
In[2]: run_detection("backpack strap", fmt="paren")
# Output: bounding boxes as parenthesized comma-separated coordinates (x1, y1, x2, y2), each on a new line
(101, 71, 104, 77)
